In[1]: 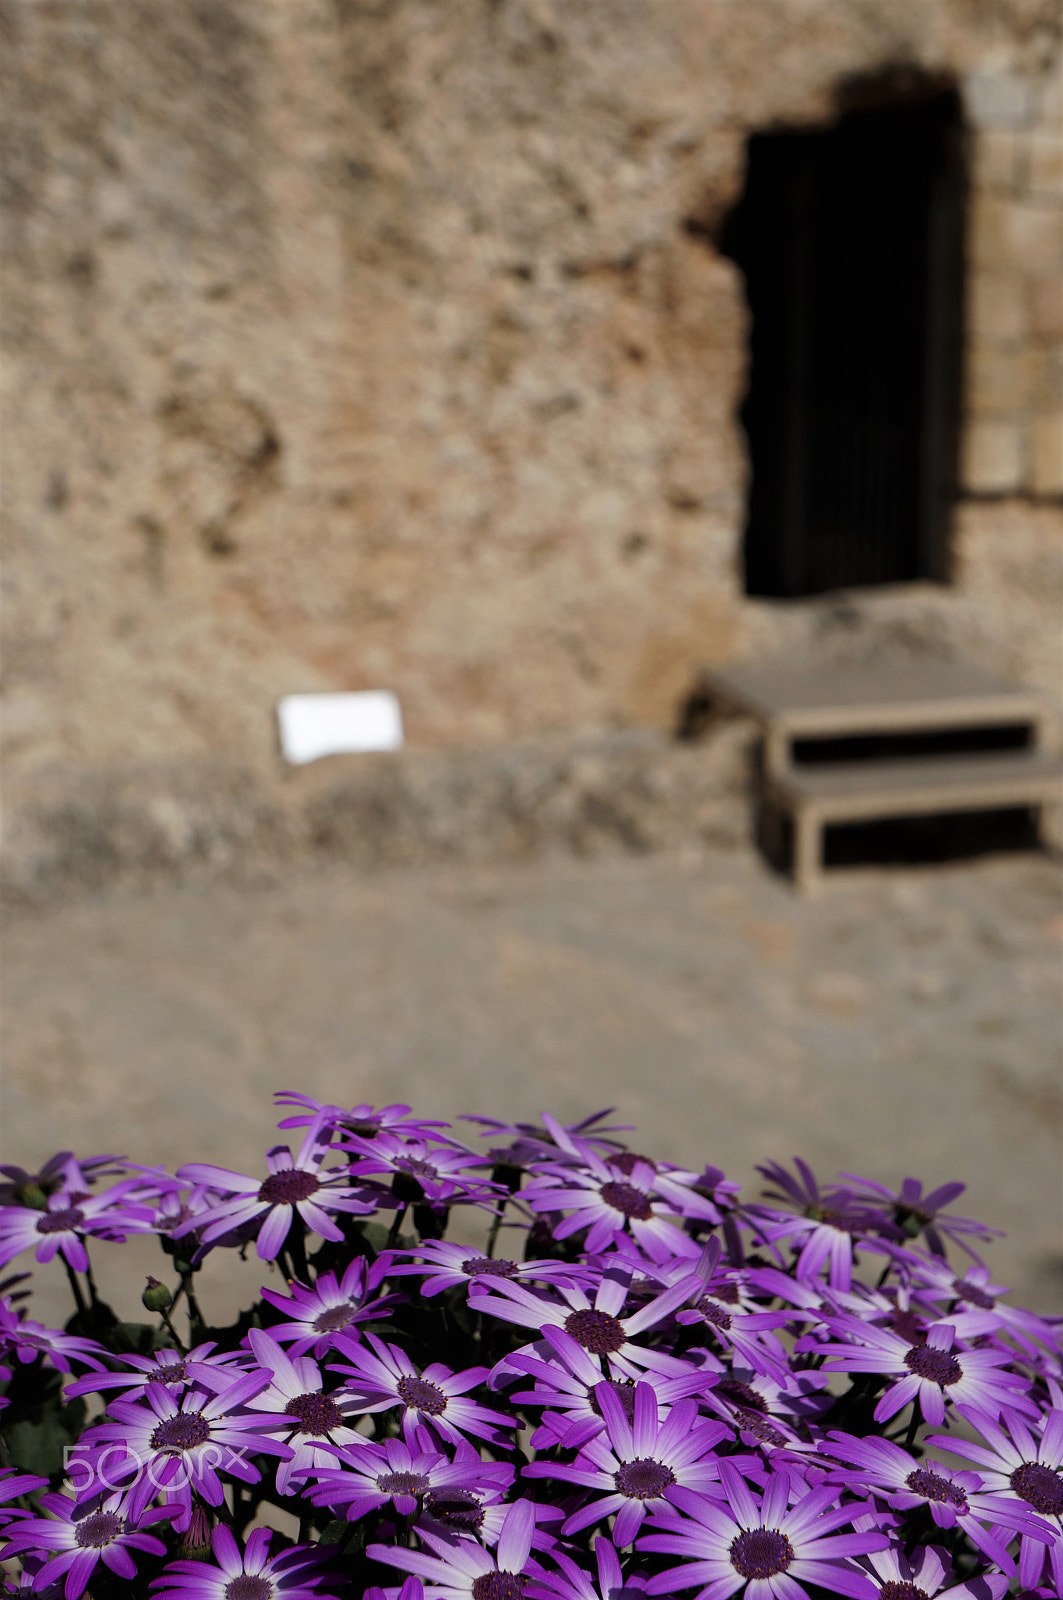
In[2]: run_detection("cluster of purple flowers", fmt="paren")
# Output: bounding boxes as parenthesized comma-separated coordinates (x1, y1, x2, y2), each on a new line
(0, 1099, 1059, 1599)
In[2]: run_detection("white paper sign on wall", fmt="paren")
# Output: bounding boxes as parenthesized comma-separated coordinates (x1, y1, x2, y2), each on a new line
(277, 691, 404, 765)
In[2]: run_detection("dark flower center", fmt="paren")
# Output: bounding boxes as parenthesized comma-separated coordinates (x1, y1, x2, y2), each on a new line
(903, 1346, 962, 1386)
(313, 1302, 359, 1333)
(284, 1391, 343, 1435)
(395, 1156, 439, 1180)
(615, 1458, 675, 1500)
(150, 1412, 211, 1453)
(564, 1308, 627, 1355)
(879, 1586, 930, 1600)
(734, 1411, 787, 1446)
(471, 1575, 527, 1600)
(888, 1308, 926, 1346)
(424, 1488, 485, 1529)
(589, 1378, 636, 1419)
(377, 1470, 429, 1497)
(694, 1296, 733, 1330)
(729, 1528, 795, 1580)
(74, 1511, 123, 1549)
(462, 1257, 519, 1278)
(708, 1280, 741, 1305)
(906, 1468, 968, 1510)
(36, 1206, 86, 1235)
(225, 1579, 273, 1600)
(718, 1379, 768, 1413)
(953, 1279, 995, 1310)
(257, 1169, 319, 1205)
(599, 1181, 653, 1221)
(396, 1375, 448, 1415)
(1011, 1461, 1063, 1515)
(152, 1360, 187, 1385)
(610, 1152, 656, 1177)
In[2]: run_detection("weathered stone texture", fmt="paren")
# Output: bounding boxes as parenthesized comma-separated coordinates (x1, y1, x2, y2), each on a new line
(2, 0, 1061, 890)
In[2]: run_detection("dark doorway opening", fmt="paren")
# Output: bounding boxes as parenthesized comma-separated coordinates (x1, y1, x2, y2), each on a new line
(721, 80, 966, 598)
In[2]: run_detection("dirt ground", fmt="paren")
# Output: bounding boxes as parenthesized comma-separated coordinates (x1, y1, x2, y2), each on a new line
(2, 845, 1061, 1329)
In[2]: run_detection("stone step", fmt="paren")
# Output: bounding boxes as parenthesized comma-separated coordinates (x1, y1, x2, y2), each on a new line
(766, 750, 1063, 892)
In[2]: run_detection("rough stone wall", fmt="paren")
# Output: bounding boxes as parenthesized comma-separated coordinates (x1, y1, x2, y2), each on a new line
(2, 0, 1061, 886)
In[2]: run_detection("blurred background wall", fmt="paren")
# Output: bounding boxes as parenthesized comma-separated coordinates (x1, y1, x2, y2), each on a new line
(2, 0, 1061, 896)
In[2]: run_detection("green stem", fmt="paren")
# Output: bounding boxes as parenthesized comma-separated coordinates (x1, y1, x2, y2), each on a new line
(64, 1262, 88, 1318)
(485, 1198, 507, 1258)
(159, 1307, 187, 1354)
(82, 1248, 101, 1306)
(180, 1269, 206, 1335)
(288, 1222, 309, 1284)
(386, 1207, 405, 1248)
(904, 1403, 921, 1452)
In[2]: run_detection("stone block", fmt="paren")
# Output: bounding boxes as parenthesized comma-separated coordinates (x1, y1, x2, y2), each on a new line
(966, 343, 1038, 415)
(968, 272, 1028, 342)
(974, 129, 1021, 192)
(1032, 343, 1063, 408)
(1004, 201, 1063, 274)
(961, 420, 1025, 493)
(1031, 413, 1063, 497)
(971, 196, 1063, 274)
(964, 71, 1032, 130)
(1029, 276, 1063, 340)
(1028, 135, 1063, 200)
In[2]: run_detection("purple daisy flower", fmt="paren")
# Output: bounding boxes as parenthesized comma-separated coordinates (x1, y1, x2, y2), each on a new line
(853, 1541, 1009, 1599)
(306, 1432, 513, 1525)
(340, 1131, 496, 1210)
(174, 1133, 378, 1261)
(364, 1582, 425, 1600)
(462, 1109, 635, 1165)
(520, 1150, 707, 1265)
(0, 1470, 50, 1531)
(77, 1374, 291, 1528)
(150, 1524, 339, 1599)
(259, 1254, 400, 1356)
(528, 1537, 650, 1600)
(679, 1351, 831, 1438)
(0, 1182, 154, 1274)
(0, 1153, 125, 1208)
(927, 1405, 1063, 1591)
(368, 1496, 547, 1600)
(507, 1324, 711, 1452)
(65, 1342, 250, 1402)
(1, 1490, 168, 1599)
(328, 1330, 513, 1448)
(907, 1256, 1062, 1360)
(820, 1430, 1042, 1574)
(750, 1161, 887, 1293)
(640, 1461, 889, 1600)
(473, 1268, 698, 1382)
(663, 1247, 793, 1384)
(242, 1328, 366, 1492)
(0, 1302, 107, 1374)
(390, 1239, 591, 1297)
(837, 1173, 1003, 1262)
(524, 1380, 732, 1547)
(806, 1317, 1037, 1425)
(274, 1092, 451, 1140)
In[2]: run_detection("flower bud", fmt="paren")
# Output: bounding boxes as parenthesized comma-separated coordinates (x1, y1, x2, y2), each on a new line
(177, 1504, 213, 1560)
(142, 1276, 173, 1313)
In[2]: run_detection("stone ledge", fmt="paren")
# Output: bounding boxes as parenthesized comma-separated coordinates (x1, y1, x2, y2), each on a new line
(1, 723, 757, 907)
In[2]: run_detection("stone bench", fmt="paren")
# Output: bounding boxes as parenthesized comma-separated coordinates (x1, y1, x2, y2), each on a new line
(703, 658, 1062, 891)
(767, 749, 1063, 892)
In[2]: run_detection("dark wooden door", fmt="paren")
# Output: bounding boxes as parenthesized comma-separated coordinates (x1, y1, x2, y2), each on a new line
(723, 92, 964, 598)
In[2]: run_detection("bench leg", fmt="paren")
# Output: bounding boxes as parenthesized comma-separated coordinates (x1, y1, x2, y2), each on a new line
(793, 807, 821, 895)
(1039, 799, 1063, 857)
